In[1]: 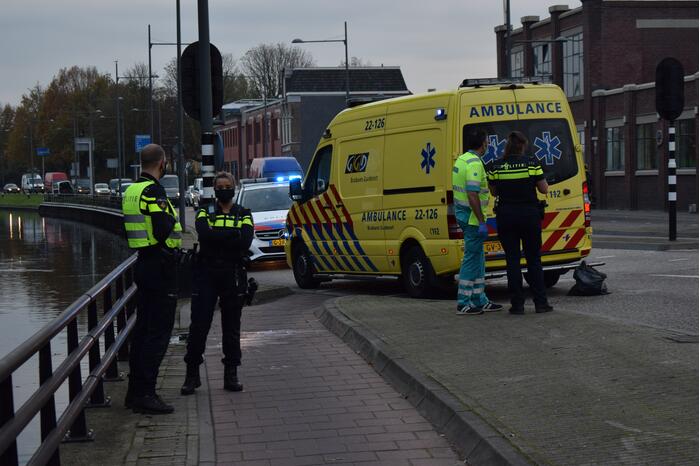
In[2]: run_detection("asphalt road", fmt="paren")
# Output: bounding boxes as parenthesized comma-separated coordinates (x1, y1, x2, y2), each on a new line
(248, 247, 699, 336)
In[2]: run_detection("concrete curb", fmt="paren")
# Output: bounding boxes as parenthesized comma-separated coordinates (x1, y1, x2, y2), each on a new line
(251, 286, 294, 306)
(315, 299, 532, 466)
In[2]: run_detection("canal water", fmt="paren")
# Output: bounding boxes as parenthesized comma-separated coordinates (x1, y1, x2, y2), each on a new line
(0, 209, 131, 464)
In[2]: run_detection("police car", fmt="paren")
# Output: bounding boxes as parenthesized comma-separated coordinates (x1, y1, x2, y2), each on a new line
(236, 179, 295, 262)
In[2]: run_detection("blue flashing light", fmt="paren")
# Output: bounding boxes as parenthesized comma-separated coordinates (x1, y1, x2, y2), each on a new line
(289, 175, 302, 181)
(275, 176, 286, 182)
(434, 108, 447, 121)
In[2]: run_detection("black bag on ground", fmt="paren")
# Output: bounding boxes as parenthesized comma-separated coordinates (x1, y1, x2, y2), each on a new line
(568, 261, 608, 296)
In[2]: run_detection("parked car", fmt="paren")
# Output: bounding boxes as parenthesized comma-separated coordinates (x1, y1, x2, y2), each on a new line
(52, 180, 74, 194)
(21, 173, 44, 193)
(109, 178, 133, 195)
(192, 177, 202, 209)
(118, 182, 133, 196)
(3, 183, 20, 193)
(75, 178, 92, 194)
(94, 183, 110, 196)
(235, 181, 293, 262)
(160, 174, 180, 203)
(248, 157, 303, 182)
(44, 172, 69, 193)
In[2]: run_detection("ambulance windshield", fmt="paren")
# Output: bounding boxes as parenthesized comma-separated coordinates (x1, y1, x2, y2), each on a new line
(463, 119, 578, 184)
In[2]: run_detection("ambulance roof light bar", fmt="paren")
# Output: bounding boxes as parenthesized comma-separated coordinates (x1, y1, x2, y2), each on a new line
(459, 76, 552, 88)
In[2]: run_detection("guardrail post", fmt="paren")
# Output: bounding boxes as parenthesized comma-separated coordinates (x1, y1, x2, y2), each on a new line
(117, 270, 131, 361)
(62, 317, 94, 443)
(0, 375, 19, 466)
(39, 342, 60, 466)
(103, 279, 121, 381)
(86, 301, 111, 408)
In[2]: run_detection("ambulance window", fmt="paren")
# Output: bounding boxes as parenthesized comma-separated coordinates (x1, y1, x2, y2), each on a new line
(463, 119, 578, 184)
(304, 145, 333, 197)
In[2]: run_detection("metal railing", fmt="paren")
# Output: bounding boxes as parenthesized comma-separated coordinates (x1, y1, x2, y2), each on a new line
(0, 254, 138, 466)
(42, 194, 122, 211)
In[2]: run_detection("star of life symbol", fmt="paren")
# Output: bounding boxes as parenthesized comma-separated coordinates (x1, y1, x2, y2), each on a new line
(421, 142, 436, 174)
(533, 131, 562, 165)
(483, 134, 506, 164)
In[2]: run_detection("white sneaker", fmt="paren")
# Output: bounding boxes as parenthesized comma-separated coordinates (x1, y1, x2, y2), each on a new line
(456, 306, 484, 316)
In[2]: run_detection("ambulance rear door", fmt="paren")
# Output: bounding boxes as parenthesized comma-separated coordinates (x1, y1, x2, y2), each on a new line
(512, 87, 587, 258)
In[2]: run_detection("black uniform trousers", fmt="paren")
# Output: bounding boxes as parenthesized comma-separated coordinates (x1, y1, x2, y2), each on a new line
(129, 250, 178, 397)
(184, 261, 245, 368)
(496, 204, 548, 308)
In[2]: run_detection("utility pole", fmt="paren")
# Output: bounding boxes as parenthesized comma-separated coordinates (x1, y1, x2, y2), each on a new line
(504, 0, 511, 79)
(176, 0, 186, 227)
(344, 21, 349, 106)
(198, 0, 215, 203)
(148, 24, 154, 142)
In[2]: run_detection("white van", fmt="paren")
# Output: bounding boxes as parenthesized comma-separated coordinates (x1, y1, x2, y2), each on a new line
(21, 173, 44, 193)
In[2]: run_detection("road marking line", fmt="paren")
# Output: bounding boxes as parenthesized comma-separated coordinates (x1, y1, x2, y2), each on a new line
(650, 274, 698, 279)
(669, 258, 689, 262)
(595, 255, 616, 259)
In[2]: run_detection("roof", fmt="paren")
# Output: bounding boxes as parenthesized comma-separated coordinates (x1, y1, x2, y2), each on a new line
(284, 67, 410, 94)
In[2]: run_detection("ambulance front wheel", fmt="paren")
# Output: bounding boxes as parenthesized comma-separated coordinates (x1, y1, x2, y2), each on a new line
(292, 242, 321, 289)
(401, 245, 437, 299)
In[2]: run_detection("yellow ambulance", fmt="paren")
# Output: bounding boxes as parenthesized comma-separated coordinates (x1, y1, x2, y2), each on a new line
(285, 79, 593, 297)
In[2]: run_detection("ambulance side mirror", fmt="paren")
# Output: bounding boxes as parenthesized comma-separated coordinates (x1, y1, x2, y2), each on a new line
(289, 179, 304, 202)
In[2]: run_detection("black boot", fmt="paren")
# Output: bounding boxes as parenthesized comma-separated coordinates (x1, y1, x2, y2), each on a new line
(180, 364, 201, 395)
(223, 366, 243, 392)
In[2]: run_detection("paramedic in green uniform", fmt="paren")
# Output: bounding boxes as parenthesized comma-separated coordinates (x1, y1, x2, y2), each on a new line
(452, 129, 504, 315)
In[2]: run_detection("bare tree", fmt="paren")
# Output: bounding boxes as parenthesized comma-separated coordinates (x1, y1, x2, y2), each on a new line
(340, 56, 372, 67)
(241, 43, 315, 98)
(123, 63, 150, 89)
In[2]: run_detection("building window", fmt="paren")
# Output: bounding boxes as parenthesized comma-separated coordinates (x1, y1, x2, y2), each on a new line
(510, 49, 523, 78)
(254, 121, 261, 143)
(563, 32, 583, 97)
(606, 126, 624, 171)
(533, 43, 551, 78)
(246, 125, 252, 145)
(636, 123, 657, 170)
(676, 119, 696, 169)
(577, 127, 585, 157)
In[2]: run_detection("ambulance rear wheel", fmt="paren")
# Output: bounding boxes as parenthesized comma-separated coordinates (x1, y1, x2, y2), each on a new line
(292, 242, 320, 289)
(401, 246, 437, 299)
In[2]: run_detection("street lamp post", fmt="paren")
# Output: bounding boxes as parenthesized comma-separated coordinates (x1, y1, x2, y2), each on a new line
(292, 21, 350, 106)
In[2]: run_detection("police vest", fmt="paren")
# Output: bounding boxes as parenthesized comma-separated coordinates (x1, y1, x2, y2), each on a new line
(197, 204, 253, 230)
(452, 151, 489, 226)
(122, 180, 182, 249)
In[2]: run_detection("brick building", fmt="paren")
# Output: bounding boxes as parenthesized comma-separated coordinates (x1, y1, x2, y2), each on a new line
(495, 0, 698, 210)
(215, 67, 410, 180)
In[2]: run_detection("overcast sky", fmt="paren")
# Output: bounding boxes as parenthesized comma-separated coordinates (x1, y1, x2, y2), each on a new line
(0, 0, 581, 106)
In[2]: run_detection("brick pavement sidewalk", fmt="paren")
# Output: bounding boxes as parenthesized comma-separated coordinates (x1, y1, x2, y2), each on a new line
(328, 295, 699, 466)
(199, 293, 463, 466)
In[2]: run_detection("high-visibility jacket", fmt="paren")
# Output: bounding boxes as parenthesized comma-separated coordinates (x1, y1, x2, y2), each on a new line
(452, 150, 489, 226)
(197, 204, 254, 230)
(122, 180, 182, 249)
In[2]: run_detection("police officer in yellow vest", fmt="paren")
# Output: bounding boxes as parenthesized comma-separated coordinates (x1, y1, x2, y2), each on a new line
(488, 131, 553, 314)
(452, 129, 504, 315)
(181, 172, 254, 395)
(122, 144, 182, 414)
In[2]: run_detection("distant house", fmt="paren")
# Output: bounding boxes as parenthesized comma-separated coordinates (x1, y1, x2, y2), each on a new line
(215, 67, 410, 179)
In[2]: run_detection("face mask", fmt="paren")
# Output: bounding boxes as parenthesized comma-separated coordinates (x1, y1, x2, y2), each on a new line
(215, 188, 235, 202)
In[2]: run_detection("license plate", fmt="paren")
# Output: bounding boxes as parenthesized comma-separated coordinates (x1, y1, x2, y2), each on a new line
(269, 239, 286, 247)
(484, 241, 503, 254)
